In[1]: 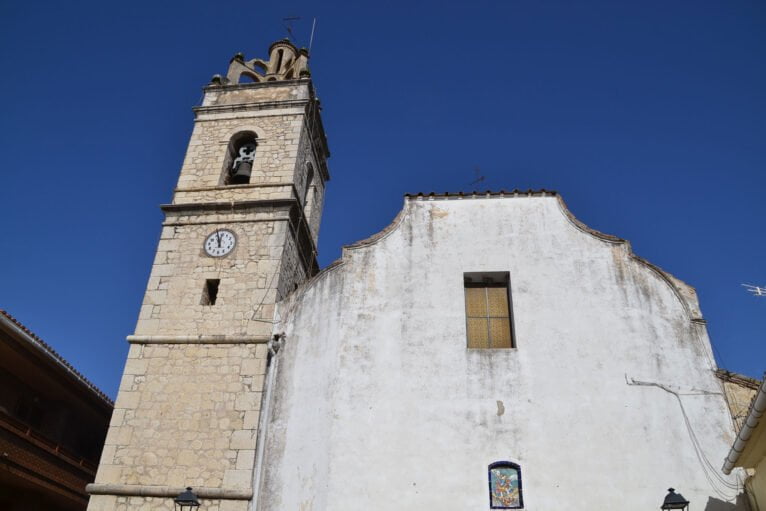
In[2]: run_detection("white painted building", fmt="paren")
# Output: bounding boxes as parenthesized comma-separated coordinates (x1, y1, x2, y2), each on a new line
(257, 192, 746, 510)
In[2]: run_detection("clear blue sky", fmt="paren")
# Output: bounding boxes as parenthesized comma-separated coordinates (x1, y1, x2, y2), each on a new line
(0, 0, 763, 398)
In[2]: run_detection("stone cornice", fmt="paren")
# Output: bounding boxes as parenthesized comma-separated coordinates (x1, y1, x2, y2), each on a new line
(161, 198, 297, 213)
(174, 182, 293, 193)
(127, 335, 270, 345)
(193, 99, 309, 117)
(203, 77, 310, 93)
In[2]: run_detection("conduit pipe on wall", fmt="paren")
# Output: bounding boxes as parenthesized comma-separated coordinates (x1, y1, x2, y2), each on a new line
(249, 333, 284, 511)
(722, 378, 766, 474)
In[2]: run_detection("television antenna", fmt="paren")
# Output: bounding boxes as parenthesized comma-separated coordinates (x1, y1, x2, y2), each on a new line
(742, 283, 766, 297)
(282, 16, 301, 42)
(469, 166, 485, 187)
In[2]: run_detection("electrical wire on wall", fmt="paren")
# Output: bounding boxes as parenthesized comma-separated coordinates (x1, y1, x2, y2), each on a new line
(626, 376, 744, 502)
(246, 158, 317, 327)
(248, 265, 281, 325)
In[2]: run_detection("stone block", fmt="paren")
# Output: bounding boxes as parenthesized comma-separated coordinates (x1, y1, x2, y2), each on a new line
(99, 444, 117, 465)
(118, 374, 134, 392)
(124, 358, 149, 376)
(109, 408, 126, 427)
(229, 429, 256, 449)
(94, 464, 122, 484)
(126, 344, 143, 359)
(86, 495, 118, 511)
(240, 357, 267, 375)
(222, 468, 252, 489)
(236, 449, 256, 470)
(235, 392, 262, 411)
(115, 391, 140, 409)
(219, 500, 249, 511)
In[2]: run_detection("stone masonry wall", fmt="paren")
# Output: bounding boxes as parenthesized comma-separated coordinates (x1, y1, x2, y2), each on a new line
(201, 83, 309, 108)
(173, 184, 294, 206)
(293, 123, 325, 245)
(276, 229, 307, 301)
(306, 177, 325, 243)
(135, 211, 291, 338)
(92, 343, 267, 491)
(176, 106, 306, 191)
(719, 375, 760, 430)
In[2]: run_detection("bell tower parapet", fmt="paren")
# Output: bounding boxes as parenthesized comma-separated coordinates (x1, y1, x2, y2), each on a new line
(215, 39, 310, 86)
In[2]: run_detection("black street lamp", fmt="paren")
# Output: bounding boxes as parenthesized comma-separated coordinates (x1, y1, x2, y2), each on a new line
(661, 488, 689, 511)
(174, 487, 200, 510)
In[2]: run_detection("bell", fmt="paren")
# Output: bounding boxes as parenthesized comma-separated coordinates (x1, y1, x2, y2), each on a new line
(230, 160, 252, 184)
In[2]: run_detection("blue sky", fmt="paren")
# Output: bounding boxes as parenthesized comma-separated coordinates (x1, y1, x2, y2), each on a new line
(0, 0, 763, 398)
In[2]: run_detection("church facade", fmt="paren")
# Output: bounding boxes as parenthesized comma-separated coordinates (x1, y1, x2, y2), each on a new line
(87, 41, 746, 510)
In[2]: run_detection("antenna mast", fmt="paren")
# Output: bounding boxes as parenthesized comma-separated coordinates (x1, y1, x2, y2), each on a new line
(742, 283, 766, 297)
(282, 16, 301, 42)
(309, 18, 317, 53)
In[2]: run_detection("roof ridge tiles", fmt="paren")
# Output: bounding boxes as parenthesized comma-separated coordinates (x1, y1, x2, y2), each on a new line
(404, 189, 557, 200)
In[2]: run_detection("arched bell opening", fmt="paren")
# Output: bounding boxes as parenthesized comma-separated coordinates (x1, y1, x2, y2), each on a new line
(302, 162, 315, 206)
(222, 131, 258, 185)
(238, 71, 261, 84)
(251, 61, 267, 75)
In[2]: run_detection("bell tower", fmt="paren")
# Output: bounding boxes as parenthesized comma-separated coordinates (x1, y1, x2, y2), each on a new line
(87, 40, 329, 511)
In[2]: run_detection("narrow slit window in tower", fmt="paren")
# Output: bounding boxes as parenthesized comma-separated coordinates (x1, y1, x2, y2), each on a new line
(201, 279, 220, 306)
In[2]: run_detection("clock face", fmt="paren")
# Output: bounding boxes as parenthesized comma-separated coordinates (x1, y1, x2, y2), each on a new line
(204, 229, 236, 257)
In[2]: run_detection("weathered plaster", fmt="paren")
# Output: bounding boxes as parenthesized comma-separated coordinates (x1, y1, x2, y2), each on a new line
(261, 194, 743, 511)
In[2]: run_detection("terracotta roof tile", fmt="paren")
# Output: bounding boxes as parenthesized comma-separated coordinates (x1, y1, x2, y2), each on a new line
(404, 189, 557, 199)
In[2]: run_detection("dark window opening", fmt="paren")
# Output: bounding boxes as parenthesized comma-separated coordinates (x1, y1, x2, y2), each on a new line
(201, 279, 220, 305)
(303, 163, 315, 205)
(14, 397, 44, 429)
(464, 272, 514, 349)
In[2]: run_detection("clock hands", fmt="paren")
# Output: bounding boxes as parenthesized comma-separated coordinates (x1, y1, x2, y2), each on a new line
(205, 230, 235, 257)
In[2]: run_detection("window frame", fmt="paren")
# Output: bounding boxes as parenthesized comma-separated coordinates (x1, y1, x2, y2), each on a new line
(464, 272, 516, 349)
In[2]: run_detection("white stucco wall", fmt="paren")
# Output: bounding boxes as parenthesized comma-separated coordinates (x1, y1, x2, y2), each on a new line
(258, 194, 744, 511)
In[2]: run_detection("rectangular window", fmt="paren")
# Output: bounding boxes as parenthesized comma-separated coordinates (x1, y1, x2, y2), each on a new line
(201, 279, 220, 305)
(464, 272, 514, 349)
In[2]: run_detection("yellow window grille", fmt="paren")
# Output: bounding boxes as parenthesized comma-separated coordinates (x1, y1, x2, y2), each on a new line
(464, 276, 513, 349)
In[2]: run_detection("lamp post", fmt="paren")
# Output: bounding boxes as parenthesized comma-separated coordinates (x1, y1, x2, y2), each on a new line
(661, 488, 689, 511)
(174, 487, 200, 510)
